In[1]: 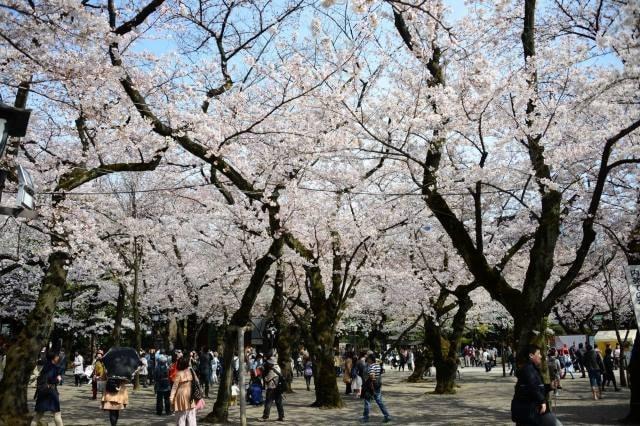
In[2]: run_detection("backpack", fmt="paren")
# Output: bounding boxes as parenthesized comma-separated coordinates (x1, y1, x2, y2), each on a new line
(274, 371, 287, 394)
(304, 363, 313, 377)
(156, 365, 170, 388)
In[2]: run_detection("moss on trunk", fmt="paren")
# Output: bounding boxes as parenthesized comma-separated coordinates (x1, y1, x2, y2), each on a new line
(0, 251, 70, 424)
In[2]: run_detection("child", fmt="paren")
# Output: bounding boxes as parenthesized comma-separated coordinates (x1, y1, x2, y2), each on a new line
(229, 383, 239, 406)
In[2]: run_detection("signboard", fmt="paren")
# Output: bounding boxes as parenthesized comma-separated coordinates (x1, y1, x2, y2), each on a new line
(626, 265, 640, 330)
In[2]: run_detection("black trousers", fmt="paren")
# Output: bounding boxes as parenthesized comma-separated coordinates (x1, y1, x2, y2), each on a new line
(108, 409, 119, 426)
(199, 372, 210, 397)
(262, 389, 284, 420)
(156, 390, 171, 414)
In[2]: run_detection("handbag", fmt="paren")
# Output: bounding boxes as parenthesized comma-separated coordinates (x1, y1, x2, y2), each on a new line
(190, 368, 204, 402)
(195, 398, 206, 410)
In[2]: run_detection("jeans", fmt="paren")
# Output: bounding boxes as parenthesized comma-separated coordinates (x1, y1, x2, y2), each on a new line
(588, 369, 602, 387)
(263, 389, 284, 420)
(363, 390, 390, 420)
(156, 390, 171, 415)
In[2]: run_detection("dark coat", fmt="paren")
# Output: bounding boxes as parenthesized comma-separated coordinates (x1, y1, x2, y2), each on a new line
(511, 361, 545, 425)
(34, 362, 61, 413)
(154, 363, 171, 393)
(583, 349, 602, 371)
(198, 352, 212, 375)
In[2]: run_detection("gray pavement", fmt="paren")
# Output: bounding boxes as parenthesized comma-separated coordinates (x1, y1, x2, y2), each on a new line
(27, 366, 628, 425)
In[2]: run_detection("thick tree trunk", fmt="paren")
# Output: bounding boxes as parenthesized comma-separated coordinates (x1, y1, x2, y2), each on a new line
(207, 238, 283, 423)
(513, 312, 550, 400)
(186, 313, 199, 351)
(209, 326, 238, 423)
(434, 358, 457, 394)
(309, 336, 342, 408)
(112, 280, 126, 346)
(305, 267, 343, 408)
(272, 263, 294, 392)
(0, 251, 70, 424)
(132, 240, 142, 390)
(176, 318, 187, 350)
(407, 349, 428, 383)
(623, 198, 640, 422)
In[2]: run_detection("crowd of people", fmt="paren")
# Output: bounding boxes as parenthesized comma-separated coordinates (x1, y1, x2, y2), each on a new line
(15, 338, 630, 425)
(26, 344, 397, 425)
(30, 346, 220, 426)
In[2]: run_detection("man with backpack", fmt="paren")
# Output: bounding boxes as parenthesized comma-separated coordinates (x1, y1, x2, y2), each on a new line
(261, 357, 285, 422)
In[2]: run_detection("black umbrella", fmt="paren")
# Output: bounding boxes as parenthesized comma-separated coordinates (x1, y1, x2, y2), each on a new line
(103, 347, 141, 381)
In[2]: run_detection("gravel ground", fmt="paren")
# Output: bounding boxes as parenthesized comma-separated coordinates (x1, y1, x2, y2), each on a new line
(27, 366, 628, 425)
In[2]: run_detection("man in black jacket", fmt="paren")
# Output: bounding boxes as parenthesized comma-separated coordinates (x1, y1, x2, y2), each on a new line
(511, 344, 560, 426)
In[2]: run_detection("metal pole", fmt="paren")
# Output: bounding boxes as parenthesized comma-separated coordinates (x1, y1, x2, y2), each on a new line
(238, 326, 247, 426)
(501, 342, 506, 377)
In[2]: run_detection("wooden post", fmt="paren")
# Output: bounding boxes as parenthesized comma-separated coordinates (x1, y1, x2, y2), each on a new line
(238, 326, 247, 426)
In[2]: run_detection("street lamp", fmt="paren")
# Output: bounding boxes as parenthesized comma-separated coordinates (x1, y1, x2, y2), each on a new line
(0, 103, 35, 219)
(0, 103, 31, 158)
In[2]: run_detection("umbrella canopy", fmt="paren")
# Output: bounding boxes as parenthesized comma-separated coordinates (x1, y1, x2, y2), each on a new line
(103, 347, 141, 380)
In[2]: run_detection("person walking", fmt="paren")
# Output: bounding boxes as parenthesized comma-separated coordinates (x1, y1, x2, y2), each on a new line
(92, 350, 106, 400)
(148, 349, 156, 386)
(482, 348, 492, 372)
(360, 353, 390, 423)
(407, 350, 414, 371)
(351, 355, 362, 397)
(583, 344, 603, 400)
(344, 354, 353, 395)
(232, 353, 240, 384)
(261, 358, 285, 422)
(73, 351, 84, 387)
(210, 351, 219, 384)
(139, 352, 149, 388)
(602, 347, 621, 392)
(32, 351, 64, 426)
(511, 344, 559, 426)
(101, 378, 129, 426)
(170, 356, 198, 426)
(547, 348, 562, 396)
(154, 355, 172, 416)
(58, 349, 67, 385)
(303, 358, 313, 391)
(198, 347, 212, 398)
(576, 343, 586, 378)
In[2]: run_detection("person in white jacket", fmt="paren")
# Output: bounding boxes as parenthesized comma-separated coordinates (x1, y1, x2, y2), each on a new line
(73, 352, 84, 386)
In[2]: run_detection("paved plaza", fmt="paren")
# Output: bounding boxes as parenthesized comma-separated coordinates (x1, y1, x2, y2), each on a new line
(27, 366, 628, 425)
